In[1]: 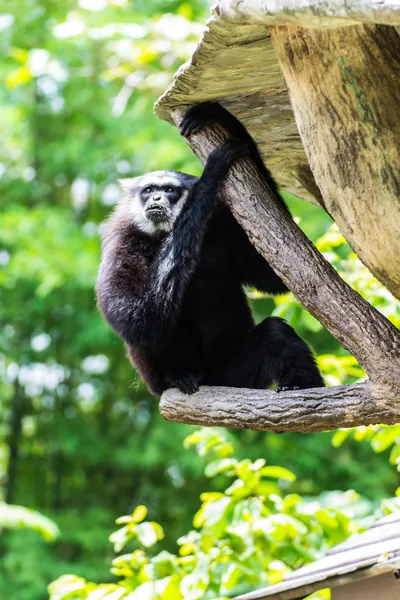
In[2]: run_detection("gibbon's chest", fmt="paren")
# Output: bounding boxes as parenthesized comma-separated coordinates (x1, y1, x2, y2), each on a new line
(189, 209, 241, 302)
(198, 214, 232, 274)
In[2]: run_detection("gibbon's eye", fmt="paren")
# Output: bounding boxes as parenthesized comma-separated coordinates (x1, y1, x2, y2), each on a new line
(166, 187, 174, 193)
(144, 187, 152, 193)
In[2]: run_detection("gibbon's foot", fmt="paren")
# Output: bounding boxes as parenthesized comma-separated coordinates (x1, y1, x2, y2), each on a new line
(275, 385, 300, 393)
(275, 370, 325, 393)
(166, 372, 201, 395)
(180, 102, 229, 137)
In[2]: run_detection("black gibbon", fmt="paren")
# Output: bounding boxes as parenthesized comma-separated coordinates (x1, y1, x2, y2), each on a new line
(96, 102, 324, 395)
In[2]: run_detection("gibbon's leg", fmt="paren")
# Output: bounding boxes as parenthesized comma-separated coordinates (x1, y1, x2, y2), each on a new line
(204, 317, 324, 391)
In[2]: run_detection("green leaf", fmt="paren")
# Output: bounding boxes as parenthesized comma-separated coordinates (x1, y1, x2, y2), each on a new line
(371, 426, 400, 453)
(259, 466, 296, 481)
(132, 505, 148, 524)
(204, 458, 237, 477)
(136, 522, 164, 547)
(0, 503, 59, 541)
(331, 429, 352, 448)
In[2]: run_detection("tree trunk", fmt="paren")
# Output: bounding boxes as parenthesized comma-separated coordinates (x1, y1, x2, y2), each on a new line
(271, 24, 400, 299)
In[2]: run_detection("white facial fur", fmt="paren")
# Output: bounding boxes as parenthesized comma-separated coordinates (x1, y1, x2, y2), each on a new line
(118, 173, 190, 236)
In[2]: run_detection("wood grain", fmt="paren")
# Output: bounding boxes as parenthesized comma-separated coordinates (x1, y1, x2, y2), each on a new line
(272, 24, 400, 298)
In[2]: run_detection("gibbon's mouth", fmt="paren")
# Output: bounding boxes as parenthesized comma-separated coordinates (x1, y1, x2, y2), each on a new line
(145, 206, 170, 223)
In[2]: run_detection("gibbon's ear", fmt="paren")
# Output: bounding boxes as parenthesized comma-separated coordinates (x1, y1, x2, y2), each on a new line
(118, 178, 136, 194)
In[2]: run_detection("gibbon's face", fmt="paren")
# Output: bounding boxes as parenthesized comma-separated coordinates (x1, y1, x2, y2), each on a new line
(118, 171, 196, 235)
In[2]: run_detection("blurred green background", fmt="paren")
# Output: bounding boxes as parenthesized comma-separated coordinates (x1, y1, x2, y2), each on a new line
(0, 1, 399, 599)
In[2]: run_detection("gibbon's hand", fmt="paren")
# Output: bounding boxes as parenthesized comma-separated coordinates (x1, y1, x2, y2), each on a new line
(180, 102, 229, 137)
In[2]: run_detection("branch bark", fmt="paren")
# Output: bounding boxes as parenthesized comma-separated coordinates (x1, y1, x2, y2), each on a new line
(160, 382, 400, 432)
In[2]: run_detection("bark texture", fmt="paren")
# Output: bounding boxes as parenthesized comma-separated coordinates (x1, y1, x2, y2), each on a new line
(160, 382, 400, 433)
(272, 24, 400, 299)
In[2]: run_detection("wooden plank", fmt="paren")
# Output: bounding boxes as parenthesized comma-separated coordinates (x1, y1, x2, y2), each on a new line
(333, 573, 399, 600)
(328, 518, 400, 555)
(234, 560, 399, 599)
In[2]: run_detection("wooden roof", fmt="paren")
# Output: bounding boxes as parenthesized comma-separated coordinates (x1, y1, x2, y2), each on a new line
(234, 512, 400, 600)
(155, 1, 400, 206)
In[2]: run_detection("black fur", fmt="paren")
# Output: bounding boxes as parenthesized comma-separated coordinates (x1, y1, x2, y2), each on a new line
(96, 103, 324, 395)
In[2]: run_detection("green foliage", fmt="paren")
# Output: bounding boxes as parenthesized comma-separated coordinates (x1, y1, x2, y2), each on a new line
(332, 424, 400, 503)
(0, 502, 59, 541)
(49, 430, 361, 600)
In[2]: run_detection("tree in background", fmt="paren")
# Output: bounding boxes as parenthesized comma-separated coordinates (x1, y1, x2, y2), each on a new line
(0, 1, 399, 599)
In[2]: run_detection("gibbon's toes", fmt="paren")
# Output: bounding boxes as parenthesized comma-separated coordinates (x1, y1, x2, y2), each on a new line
(172, 374, 200, 395)
(275, 385, 300, 393)
(178, 380, 199, 395)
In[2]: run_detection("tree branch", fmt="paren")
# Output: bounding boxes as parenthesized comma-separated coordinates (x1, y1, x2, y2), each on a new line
(167, 111, 400, 401)
(160, 382, 400, 432)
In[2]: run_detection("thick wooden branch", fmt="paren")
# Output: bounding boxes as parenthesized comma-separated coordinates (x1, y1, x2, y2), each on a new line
(169, 111, 400, 400)
(160, 382, 400, 432)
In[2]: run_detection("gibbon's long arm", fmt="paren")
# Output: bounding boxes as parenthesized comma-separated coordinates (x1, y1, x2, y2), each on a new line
(180, 102, 290, 213)
(232, 218, 289, 295)
(97, 138, 245, 348)
(181, 102, 289, 296)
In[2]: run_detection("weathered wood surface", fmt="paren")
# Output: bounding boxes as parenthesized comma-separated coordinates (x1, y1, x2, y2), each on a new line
(161, 382, 400, 432)
(155, 18, 321, 204)
(233, 561, 400, 599)
(219, 0, 400, 28)
(334, 573, 399, 600)
(272, 24, 400, 299)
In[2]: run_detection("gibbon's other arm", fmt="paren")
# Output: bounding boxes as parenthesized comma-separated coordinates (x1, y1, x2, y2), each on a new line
(97, 138, 245, 348)
(181, 102, 288, 295)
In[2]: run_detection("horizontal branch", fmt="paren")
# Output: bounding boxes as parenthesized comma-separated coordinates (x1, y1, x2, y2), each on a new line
(160, 382, 400, 432)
